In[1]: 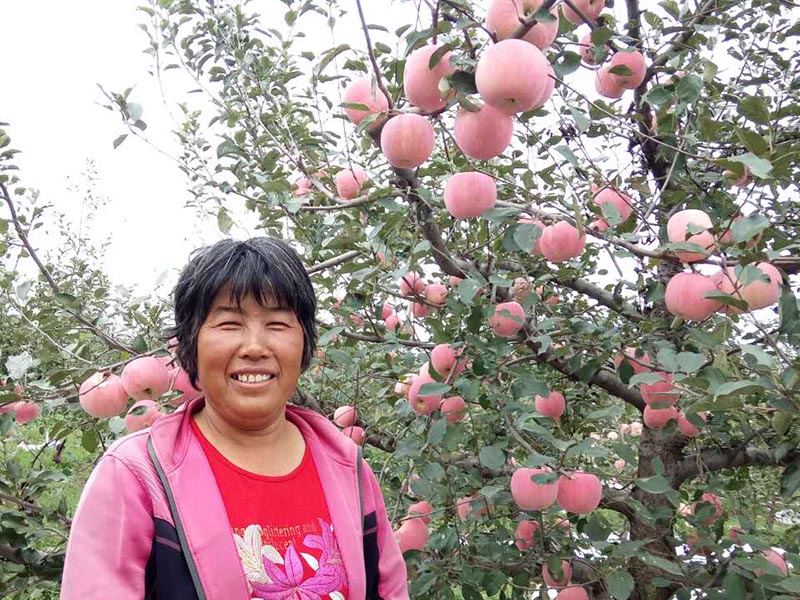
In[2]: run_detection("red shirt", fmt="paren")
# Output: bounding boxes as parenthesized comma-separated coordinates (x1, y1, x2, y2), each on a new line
(191, 418, 349, 599)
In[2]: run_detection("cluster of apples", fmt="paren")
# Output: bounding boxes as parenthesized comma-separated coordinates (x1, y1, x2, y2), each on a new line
(395, 342, 468, 421)
(614, 348, 706, 434)
(78, 344, 201, 433)
(331, 405, 365, 446)
(393, 500, 434, 553)
(338, 0, 647, 229)
(511, 467, 603, 515)
(663, 209, 781, 321)
(0, 381, 40, 424)
(383, 272, 450, 328)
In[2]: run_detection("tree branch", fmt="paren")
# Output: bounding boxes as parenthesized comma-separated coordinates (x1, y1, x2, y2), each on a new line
(355, 0, 393, 109)
(643, 0, 717, 84)
(1, 183, 135, 354)
(677, 444, 800, 483)
(307, 250, 362, 275)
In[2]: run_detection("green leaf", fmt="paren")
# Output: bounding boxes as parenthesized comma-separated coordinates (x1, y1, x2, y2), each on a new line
(714, 380, 766, 399)
(427, 418, 447, 445)
(780, 463, 800, 498)
(676, 75, 702, 103)
(217, 207, 233, 234)
(778, 286, 799, 336)
(457, 279, 482, 304)
(112, 134, 128, 149)
(479, 445, 506, 471)
(513, 223, 541, 253)
(216, 140, 246, 158)
(419, 382, 450, 396)
(738, 95, 770, 124)
(81, 429, 99, 453)
(735, 128, 769, 155)
(629, 372, 667, 386)
(723, 572, 746, 600)
(638, 554, 683, 576)
(635, 475, 672, 494)
(731, 214, 770, 243)
(606, 570, 635, 600)
(727, 153, 772, 178)
(676, 352, 706, 374)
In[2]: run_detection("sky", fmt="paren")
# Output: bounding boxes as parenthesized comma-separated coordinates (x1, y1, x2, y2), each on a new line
(1, 1, 228, 294)
(0, 0, 425, 296)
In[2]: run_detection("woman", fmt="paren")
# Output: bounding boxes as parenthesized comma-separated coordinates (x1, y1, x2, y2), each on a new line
(60, 238, 409, 599)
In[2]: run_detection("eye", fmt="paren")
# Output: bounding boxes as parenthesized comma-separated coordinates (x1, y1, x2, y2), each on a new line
(218, 321, 241, 328)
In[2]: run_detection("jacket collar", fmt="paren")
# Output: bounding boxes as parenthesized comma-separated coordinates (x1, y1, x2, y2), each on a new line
(148, 397, 365, 600)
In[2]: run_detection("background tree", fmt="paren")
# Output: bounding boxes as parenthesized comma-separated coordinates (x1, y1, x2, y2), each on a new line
(1, 0, 800, 598)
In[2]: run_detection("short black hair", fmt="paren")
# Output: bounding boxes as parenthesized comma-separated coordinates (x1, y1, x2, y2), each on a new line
(166, 238, 317, 388)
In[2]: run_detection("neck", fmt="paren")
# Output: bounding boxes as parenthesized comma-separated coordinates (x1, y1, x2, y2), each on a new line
(193, 402, 305, 476)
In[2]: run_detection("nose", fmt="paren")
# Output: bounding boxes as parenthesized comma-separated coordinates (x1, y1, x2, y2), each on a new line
(238, 325, 273, 360)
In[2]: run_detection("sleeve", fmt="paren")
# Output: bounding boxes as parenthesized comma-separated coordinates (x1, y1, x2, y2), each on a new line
(60, 454, 154, 599)
(360, 459, 410, 600)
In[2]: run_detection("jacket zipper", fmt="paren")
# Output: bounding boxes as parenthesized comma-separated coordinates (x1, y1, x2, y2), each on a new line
(147, 436, 208, 600)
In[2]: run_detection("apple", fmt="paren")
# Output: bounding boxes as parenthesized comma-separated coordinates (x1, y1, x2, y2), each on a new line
(543, 560, 572, 587)
(510, 467, 559, 511)
(121, 356, 171, 401)
(595, 67, 625, 99)
(333, 405, 358, 428)
(168, 367, 203, 407)
(399, 272, 425, 296)
(380, 113, 435, 169)
(665, 272, 721, 321)
(341, 425, 365, 446)
(555, 587, 589, 600)
(562, 0, 605, 23)
(79, 372, 130, 418)
(677, 411, 707, 437)
(640, 372, 679, 406)
(666, 209, 715, 262)
(714, 262, 782, 313)
(609, 50, 647, 89)
(539, 221, 586, 262)
(440, 396, 467, 423)
(403, 44, 455, 112)
(557, 471, 602, 514)
(535, 391, 566, 420)
(456, 495, 490, 520)
(453, 104, 514, 160)
(475, 39, 550, 114)
(343, 77, 389, 125)
(394, 516, 429, 552)
(407, 500, 434, 524)
(489, 301, 526, 337)
(514, 519, 539, 550)
(425, 283, 448, 306)
(7, 401, 39, 424)
(430, 344, 465, 377)
(643, 405, 679, 429)
(443, 172, 498, 219)
(485, 0, 559, 50)
(334, 166, 368, 200)
(124, 400, 162, 433)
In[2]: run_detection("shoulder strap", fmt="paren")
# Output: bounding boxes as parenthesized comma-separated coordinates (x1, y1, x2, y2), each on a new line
(357, 445, 364, 533)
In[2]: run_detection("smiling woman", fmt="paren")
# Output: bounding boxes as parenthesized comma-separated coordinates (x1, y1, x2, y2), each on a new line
(59, 238, 410, 600)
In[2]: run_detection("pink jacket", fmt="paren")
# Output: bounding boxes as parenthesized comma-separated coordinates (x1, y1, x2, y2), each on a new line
(60, 398, 409, 599)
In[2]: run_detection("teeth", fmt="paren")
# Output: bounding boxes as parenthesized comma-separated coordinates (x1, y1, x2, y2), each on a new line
(234, 373, 272, 383)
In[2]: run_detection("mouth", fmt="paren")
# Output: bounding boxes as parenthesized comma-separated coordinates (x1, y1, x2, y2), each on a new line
(230, 372, 275, 385)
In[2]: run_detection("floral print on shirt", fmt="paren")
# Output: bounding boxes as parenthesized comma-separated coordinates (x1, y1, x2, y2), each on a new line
(233, 519, 346, 600)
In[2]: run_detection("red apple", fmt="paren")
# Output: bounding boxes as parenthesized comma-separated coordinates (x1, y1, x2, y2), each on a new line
(79, 372, 130, 418)
(511, 467, 559, 511)
(557, 471, 602, 514)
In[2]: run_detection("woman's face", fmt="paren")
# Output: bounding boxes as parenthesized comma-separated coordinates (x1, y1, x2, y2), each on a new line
(196, 288, 305, 429)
